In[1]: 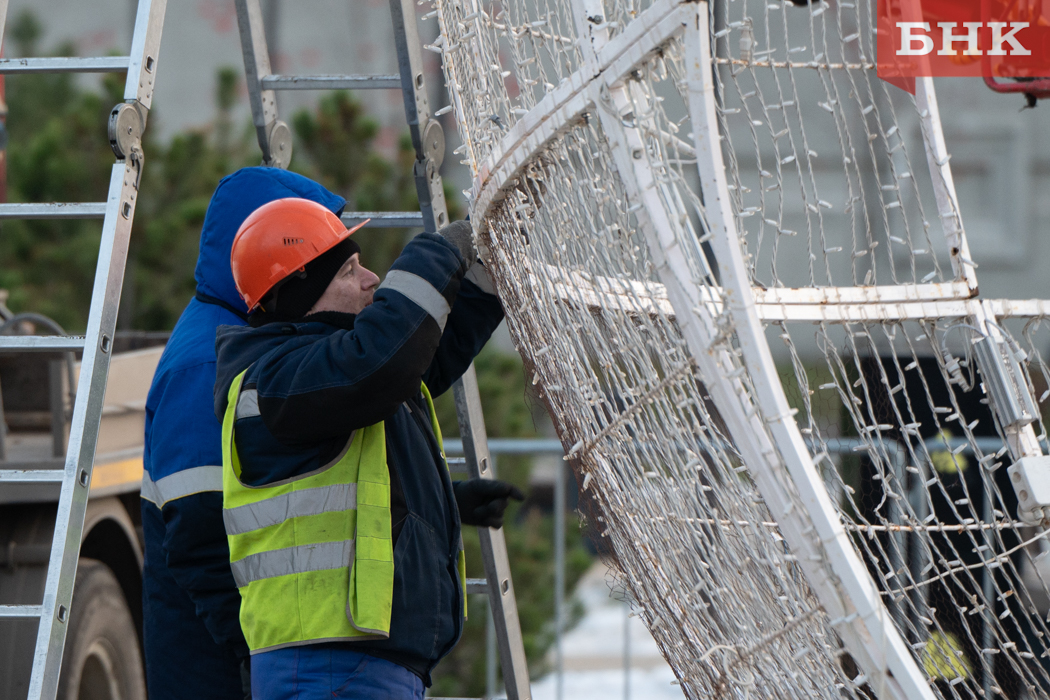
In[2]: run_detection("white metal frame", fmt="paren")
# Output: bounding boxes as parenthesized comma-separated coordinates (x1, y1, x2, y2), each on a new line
(469, 15, 980, 312)
(914, 79, 978, 293)
(464, 0, 949, 695)
(537, 261, 1050, 322)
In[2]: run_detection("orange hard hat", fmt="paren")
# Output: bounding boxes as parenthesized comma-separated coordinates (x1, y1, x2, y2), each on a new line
(231, 198, 368, 311)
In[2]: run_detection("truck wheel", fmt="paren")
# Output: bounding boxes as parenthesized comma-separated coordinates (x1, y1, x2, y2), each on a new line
(57, 558, 146, 700)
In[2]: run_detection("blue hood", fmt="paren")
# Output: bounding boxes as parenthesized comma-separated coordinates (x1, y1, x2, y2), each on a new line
(194, 167, 346, 311)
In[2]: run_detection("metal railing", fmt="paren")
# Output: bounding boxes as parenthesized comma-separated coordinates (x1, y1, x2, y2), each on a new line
(445, 439, 566, 699)
(444, 433, 1031, 700)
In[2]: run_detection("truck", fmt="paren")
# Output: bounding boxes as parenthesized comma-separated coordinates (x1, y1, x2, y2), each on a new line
(0, 300, 165, 700)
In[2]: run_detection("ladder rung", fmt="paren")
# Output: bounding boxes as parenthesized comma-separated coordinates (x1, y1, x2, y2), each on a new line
(466, 578, 489, 595)
(1, 459, 64, 470)
(342, 212, 424, 228)
(0, 605, 43, 619)
(0, 336, 85, 352)
(0, 470, 65, 484)
(0, 202, 107, 220)
(0, 56, 130, 74)
(262, 74, 401, 90)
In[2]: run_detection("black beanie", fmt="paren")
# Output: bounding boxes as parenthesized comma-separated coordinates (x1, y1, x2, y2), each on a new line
(259, 237, 361, 322)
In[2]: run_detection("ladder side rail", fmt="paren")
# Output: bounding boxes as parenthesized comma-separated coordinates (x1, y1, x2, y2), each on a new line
(234, 0, 290, 167)
(124, 0, 165, 108)
(26, 1, 167, 697)
(452, 367, 531, 700)
(388, 0, 449, 232)
(28, 162, 146, 700)
(0, 0, 10, 57)
(390, 1, 530, 693)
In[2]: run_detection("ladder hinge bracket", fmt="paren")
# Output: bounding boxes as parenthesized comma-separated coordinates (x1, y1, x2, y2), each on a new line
(265, 120, 293, 170)
(422, 119, 445, 170)
(109, 102, 147, 160)
(109, 101, 147, 188)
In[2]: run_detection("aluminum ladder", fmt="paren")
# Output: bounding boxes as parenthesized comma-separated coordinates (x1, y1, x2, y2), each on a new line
(0, 1, 167, 698)
(233, 1, 532, 698)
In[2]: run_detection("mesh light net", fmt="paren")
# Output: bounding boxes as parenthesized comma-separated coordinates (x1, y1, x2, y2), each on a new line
(431, 0, 1050, 697)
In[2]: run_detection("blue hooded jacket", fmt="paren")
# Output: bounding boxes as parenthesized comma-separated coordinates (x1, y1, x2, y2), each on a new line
(141, 168, 345, 700)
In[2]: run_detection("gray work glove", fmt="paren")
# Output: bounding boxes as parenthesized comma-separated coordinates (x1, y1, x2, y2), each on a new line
(438, 220, 476, 265)
(453, 478, 525, 529)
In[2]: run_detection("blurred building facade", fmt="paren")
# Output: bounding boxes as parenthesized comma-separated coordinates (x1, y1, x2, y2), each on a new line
(11, 0, 1050, 356)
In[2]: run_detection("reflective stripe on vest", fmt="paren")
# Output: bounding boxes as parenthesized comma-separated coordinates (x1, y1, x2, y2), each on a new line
(141, 465, 223, 507)
(230, 540, 352, 588)
(223, 482, 358, 536)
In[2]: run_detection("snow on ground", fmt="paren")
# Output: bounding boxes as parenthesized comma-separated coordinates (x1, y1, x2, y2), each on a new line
(529, 563, 686, 700)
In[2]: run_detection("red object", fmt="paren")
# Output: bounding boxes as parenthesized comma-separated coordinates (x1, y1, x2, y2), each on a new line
(877, 0, 1050, 90)
(980, 0, 1050, 99)
(231, 198, 367, 311)
(983, 73, 1050, 98)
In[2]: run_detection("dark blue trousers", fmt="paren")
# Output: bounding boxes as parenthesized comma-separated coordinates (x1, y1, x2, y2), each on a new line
(251, 645, 424, 700)
(142, 502, 243, 700)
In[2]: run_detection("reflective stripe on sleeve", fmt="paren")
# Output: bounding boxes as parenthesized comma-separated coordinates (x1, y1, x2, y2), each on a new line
(230, 539, 353, 588)
(141, 465, 224, 508)
(236, 389, 260, 419)
(464, 262, 496, 295)
(222, 482, 358, 536)
(379, 270, 450, 331)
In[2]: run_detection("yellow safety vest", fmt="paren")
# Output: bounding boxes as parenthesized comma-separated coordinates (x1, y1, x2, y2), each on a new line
(221, 369, 465, 653)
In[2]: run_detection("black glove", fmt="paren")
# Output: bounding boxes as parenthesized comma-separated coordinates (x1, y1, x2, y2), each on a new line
(453, 478, 525, 528)
(437, 220, 476, 265)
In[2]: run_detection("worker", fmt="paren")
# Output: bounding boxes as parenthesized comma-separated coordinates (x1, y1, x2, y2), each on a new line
(141, 170, 347, 700)
(213, 198, 523, 699)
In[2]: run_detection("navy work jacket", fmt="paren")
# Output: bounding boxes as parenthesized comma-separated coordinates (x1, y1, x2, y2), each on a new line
(213, 232, 504, 685)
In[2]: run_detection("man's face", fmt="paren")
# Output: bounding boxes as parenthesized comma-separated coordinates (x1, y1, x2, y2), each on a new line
(308, 252, 381, 316)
